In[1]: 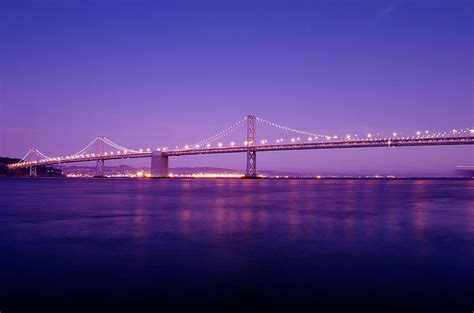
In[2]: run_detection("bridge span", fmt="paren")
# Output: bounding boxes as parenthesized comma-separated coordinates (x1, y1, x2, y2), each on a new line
(8, 115, 474, 177)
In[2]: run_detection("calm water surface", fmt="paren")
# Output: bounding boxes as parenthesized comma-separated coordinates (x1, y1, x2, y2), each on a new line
(0, 178, 473, 312)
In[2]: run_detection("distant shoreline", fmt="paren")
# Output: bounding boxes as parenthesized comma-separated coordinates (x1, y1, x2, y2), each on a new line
(1, 176, 473, 180)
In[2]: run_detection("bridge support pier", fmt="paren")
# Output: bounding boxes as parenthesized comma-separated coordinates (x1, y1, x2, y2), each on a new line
(29, 166, 37, 177)
(96, 159, 105, 177)
(151, 152, 169, 178)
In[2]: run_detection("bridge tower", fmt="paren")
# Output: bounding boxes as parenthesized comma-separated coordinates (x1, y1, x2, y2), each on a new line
(245, 114, 257, 178)
(29, 166, 37, 177)
(96, 136, 105, 177)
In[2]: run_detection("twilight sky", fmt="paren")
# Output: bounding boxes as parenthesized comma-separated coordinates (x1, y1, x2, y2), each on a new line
(0, 0, 472, 175)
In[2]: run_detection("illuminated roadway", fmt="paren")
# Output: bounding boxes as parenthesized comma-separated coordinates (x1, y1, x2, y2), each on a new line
(9, 136, 474, 169)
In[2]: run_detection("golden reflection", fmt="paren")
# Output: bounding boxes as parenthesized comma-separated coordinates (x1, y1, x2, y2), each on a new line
(287, 212, 300, 241)
(179, 208, 192, 239)
(410, 180, 430, 246)
(180, 209, 191, 222)
(212, 196, 226, 235)
(133, 206, 146, 252)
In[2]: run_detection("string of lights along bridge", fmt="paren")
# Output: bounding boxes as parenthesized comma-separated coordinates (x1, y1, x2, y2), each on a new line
(9, 115, 474, 177)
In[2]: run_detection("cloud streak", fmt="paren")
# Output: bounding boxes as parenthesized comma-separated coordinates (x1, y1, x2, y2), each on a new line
(377, 0, 404, 19)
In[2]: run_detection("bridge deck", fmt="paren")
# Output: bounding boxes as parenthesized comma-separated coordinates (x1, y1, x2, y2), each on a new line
(8, 136, 474, 169)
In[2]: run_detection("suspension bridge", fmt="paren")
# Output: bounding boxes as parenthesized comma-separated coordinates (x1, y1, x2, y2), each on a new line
(8, 115, 474, 177)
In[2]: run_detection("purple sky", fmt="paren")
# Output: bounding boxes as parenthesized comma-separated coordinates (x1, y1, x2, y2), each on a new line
(1, 0, 472, 175)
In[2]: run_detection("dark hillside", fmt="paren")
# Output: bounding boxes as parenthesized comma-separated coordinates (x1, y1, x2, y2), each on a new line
(0, 157, 64, 177)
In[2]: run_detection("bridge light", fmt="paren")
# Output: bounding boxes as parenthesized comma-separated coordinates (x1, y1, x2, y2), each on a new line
(326, 136, 331, 140)
(392, 133, 397, 137)
(291, 138, 295, 142)
(276, 139, 280, 143)
(470, 129, 474, 133)
(333, 135, 338, 139)
(416, 131, 421, 136)
(244, 141, 248, 145)
(139, 149, 143, 152)
(110, 152, 114, 155)
(346, 135, 351, 139)
(452, 129, 457, 133)
(206, 144, 211, 148)
(261, 140, 265, 144)
(425, 130, 429, 134)
(308, 137, 312, 141)
(147, 148, 151, 152)
(185, 145, 189, 149)
(218, 143, 223, 147)
(367, 133, 372, 138)
(230, 142, 235, 146)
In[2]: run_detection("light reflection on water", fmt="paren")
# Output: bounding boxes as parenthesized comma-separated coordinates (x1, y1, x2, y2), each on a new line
(0, 178, 473, 312)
